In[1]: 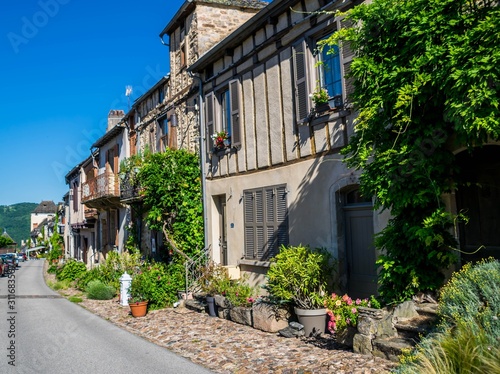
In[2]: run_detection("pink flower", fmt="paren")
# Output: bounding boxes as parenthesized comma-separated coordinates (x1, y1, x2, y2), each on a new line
(352, 307, 357, 314)
(355, 298, 362, 305)
(342, 294, 349, 302)
(347, 298, 353, 305)
(346, 318, 351, 325)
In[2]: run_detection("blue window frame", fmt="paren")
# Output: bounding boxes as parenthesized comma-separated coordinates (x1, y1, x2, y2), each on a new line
(319, 39, 342, 100)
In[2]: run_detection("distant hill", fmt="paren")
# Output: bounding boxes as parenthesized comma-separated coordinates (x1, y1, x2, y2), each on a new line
(0, 203, 38, 246)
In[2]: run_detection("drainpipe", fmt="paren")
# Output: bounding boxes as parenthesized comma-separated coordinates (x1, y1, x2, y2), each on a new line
(188, 71, 208, 253)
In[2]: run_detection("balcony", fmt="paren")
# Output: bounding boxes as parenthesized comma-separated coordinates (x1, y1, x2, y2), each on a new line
(82, 171, 121, 209)
(119, 170, 143, 203)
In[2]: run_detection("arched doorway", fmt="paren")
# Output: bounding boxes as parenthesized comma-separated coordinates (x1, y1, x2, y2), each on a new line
(343, 187, 378, 299)
(455, 145, 500, 263)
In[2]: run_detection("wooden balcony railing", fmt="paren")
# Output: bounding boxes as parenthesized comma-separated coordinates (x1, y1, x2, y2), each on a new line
(82, 172, 120, 203)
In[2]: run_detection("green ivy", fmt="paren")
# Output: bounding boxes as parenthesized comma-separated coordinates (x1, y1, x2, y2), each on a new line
(121, 149, 204, 259)
(324, 0, 500, 303)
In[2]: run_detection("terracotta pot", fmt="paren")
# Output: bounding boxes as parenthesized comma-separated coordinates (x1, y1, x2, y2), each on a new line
(129, 301, 148, 317)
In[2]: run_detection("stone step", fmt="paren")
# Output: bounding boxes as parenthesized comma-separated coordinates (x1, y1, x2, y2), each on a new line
(394, 314, 436, 340)
(415, 303, 438, 317)
(373, 337, 415, 362)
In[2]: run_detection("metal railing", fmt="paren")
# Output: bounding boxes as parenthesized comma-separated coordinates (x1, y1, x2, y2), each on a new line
(184, 246, 210, 294)
(82, 172, 120, 202)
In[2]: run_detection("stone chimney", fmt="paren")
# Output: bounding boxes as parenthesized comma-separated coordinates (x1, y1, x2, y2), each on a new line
(107, 110, 125, 131)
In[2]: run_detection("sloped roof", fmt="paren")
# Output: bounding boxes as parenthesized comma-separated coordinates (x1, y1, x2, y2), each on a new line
(160, 0, 268, 36)
(32, 201, 57, 214)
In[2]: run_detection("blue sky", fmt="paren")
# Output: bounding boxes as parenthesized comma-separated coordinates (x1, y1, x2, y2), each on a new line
(0, 0, 185, 206)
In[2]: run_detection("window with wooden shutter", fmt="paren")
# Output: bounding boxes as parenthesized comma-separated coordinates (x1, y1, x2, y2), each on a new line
(229, 79, 241, 146)
(293, 40, 311, 124)
(205, 92, 214, 153)
(244, 185, 289, 261)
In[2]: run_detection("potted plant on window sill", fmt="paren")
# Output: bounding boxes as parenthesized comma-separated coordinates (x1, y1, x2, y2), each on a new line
(265, 244, 335, 337)
(310, 87, 330, 113)
(211, 131, 230, 153)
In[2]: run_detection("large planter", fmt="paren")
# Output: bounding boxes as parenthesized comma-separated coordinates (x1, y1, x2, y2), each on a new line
(294, 307, 327, 337)
(129, 301, 148, 317)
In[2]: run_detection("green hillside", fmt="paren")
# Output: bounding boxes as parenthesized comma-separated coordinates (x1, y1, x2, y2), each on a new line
(0, 203, 38, 246)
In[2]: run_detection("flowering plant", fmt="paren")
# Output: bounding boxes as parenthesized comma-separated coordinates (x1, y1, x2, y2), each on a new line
(309, 86, 329, 105)
(324, 293, 380, 333)
(211, 131, 229, 150)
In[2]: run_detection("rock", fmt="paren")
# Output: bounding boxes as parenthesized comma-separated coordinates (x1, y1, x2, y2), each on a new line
(229, 306, 253, 326)
(215, 295, 232, 308)
(289, 321, 304, 331)
(353, 333, 373, 355)
(217, 308, 231, 320)
(185, 299, 206, 313)
(392, 301, 418, 320)
(252, 303, 291, 333)
(279, 326, 305, 338)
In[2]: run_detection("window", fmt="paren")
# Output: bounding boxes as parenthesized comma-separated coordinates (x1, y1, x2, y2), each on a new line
(160, 117, 169, 151)
(221, 89, 231, 138)
(293, 34, 345, 123)
(205, 79, 241, 152)
(158, 85, 165, 104)
(318, 37, 342, 105)
(243, 185, 288, 261)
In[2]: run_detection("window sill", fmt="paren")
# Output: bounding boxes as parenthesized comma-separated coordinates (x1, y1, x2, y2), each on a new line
(307, 108, 351, 127)
(211, 146, 237, 157)
(238, 259, 271, 268)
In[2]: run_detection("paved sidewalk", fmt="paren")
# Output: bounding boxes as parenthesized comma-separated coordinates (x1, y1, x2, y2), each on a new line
(75, 297, 396, 373)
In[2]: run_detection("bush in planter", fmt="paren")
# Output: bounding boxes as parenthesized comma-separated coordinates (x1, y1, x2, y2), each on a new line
(197, 261, 232, 296)
(130, 261, 185, 309)
(265, 244, 336, 309)
(224, 278, 258, 308)
(86, 279, 116, 300)
(324, 293, 380, 333)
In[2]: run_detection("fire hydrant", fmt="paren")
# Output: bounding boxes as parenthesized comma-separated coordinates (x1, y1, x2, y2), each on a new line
(119, 272, 132, 306)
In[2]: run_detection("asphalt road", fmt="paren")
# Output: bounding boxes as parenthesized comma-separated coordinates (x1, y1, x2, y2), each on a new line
(0, 259, 214, 374)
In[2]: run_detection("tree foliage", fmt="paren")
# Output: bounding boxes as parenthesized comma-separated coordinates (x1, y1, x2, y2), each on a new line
(327, 0, 500, 303)
(128, 149, 204, 259)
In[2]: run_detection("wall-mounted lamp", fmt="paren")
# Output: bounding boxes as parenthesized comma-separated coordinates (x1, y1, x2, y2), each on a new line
(170, 113, 178, 127)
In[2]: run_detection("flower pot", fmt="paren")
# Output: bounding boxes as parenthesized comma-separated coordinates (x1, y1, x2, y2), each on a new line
(294, 307, 327, 337)
(129, 301, 148, 317)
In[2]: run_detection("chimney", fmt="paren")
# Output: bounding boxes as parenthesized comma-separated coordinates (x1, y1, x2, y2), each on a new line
(107, 110, 125, 131)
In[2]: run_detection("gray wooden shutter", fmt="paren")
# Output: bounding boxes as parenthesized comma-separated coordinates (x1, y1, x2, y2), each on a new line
(276, 186, 288, 250)
(205, 92, 214, 152)
(229, 79, 241, 146)
(293, 40, 310, 124)
(340, 18, 355, 105)
(244, 191, 255, 259)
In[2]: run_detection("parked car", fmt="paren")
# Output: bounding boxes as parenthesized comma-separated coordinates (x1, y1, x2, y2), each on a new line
(0, 255, 14, 273)
(0, 257, 8, 276)
(4, 253, 19, 268)
(17, 253, 26, 262)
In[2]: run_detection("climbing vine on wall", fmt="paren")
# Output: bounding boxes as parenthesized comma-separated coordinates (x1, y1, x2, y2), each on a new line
(121, 149, 204, 260)
(323, 0, 500, 303)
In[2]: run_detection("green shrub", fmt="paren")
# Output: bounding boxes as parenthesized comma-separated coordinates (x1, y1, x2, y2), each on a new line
(224, 278, 258, 307)
(52, 279, 71, 290)
(438, 258, 500, 344)
(68, 296, 83, 303)
(130, 261, 185, 310)
(86, 280, 116, 300)
(396, 259, 500, 373)
(76, 250, 143, 291)
(56, 259, 87, 282)
(265, 245, 335, 309)
(47, 247, 62, 262)
(397, 322, 500, 374)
